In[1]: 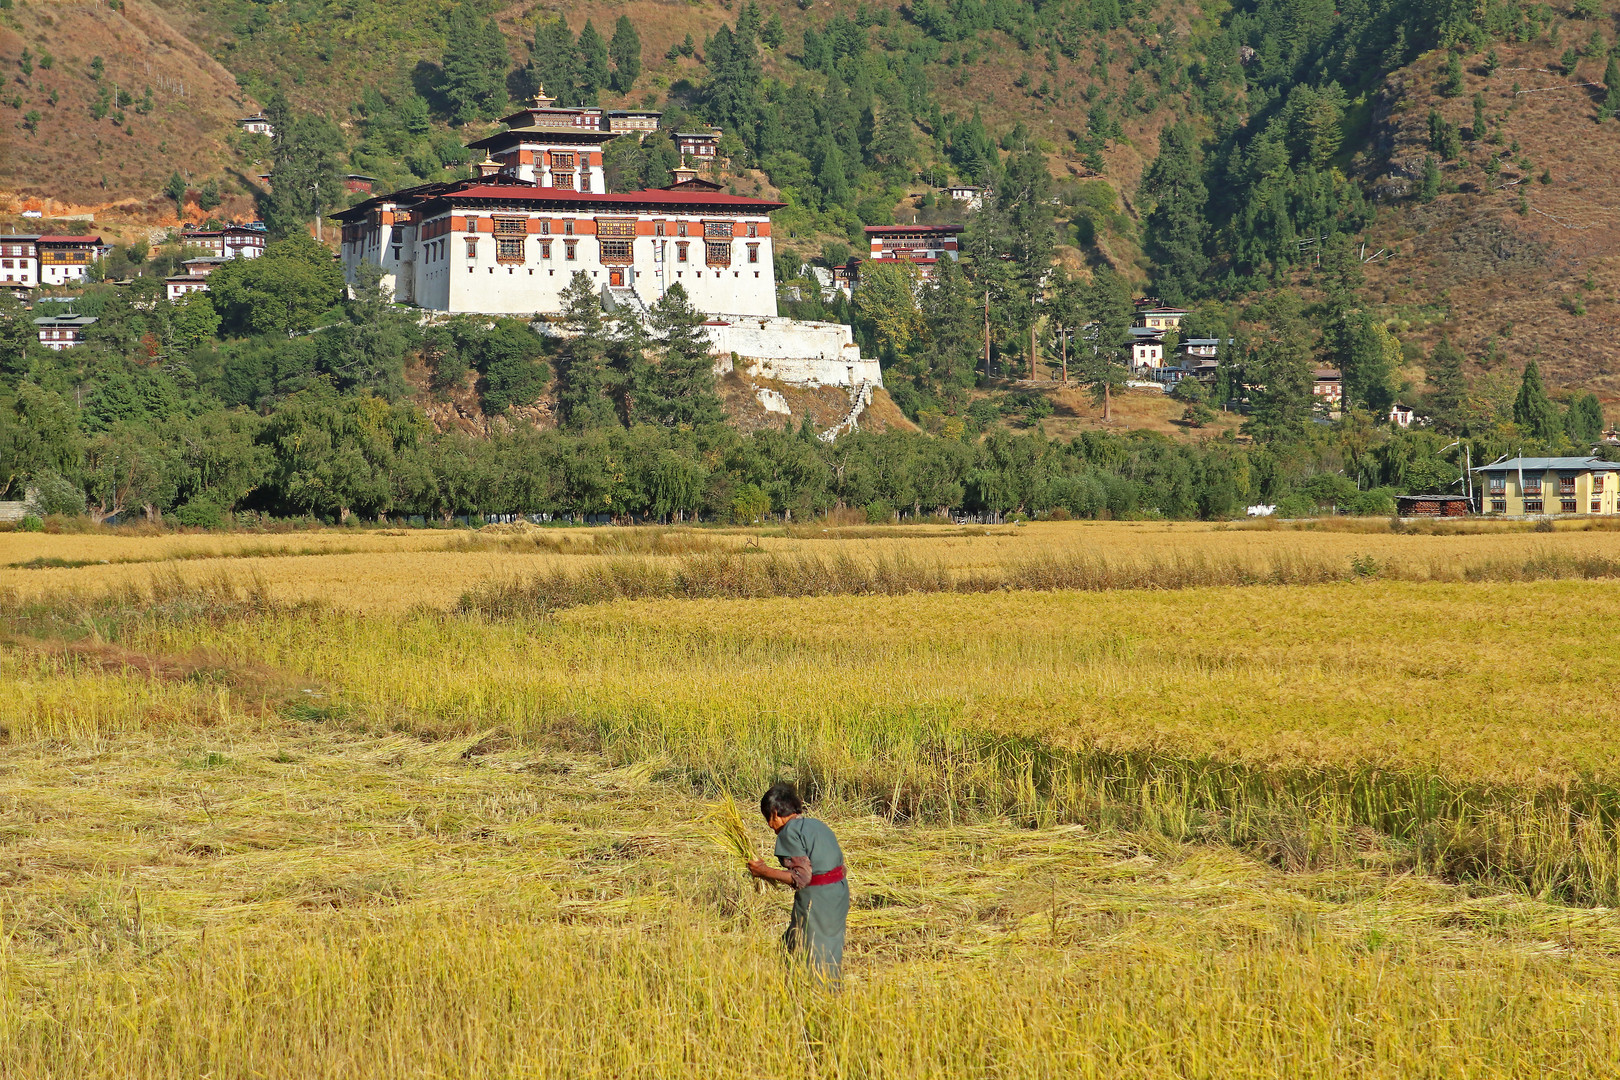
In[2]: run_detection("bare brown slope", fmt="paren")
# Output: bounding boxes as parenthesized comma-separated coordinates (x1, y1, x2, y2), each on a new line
(1360, 39, 1620, 401)
(0, 0, 248, 211)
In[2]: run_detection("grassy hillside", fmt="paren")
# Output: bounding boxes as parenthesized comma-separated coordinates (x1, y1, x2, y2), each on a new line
(0, 0, 253, 222)
(1356, 36, 1620, 403)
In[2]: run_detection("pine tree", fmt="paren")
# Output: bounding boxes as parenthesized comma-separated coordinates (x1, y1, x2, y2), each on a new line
(556, 273, 620, 430)
(443, 9, 508, 123)
(1440, 51, 1464, 96)
(164, 171, 187, 216)
(263, 93, 344, 240)
(1566, 390, 1605, 444)
(1079, 267, 1132, 421)
(197, 178, 221, 211)
(1425, 335, 1468, 432)
(609, 16, 641, 94)
(1513, 360, 1562, 442)
(576, 20, 610, 104)
(1419, 155, 1441, 202)
(871, 80, 915, 177)
(1603, 53, 1620, 119)
(1139, 122, 1208, 305)
(530, 16, 578, 105)
(647, 284, 724, 426)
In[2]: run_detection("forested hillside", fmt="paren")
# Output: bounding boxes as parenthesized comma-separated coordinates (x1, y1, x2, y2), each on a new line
(4, 0, 1620, 528)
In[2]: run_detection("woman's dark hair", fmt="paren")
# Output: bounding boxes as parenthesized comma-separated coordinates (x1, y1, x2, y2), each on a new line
(760, 781, 804, 820)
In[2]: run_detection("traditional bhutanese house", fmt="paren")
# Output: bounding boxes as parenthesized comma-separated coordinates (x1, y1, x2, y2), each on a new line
(830, 259, 859, 298)
(1394, 494, 1472, 517)
(165, 256, 225, 301)
(0, 234, 38, 295)
(465, 91, 624, 192)
(1472, 456, 1620, 516)
(345, 175, 378, 195)
(181, 226, 266, 259)
(607, 109, 663, 133)
(36, 235, 104, 285)
(1312, 367, 1343, 410)
(237, 113, 274, 136)
(1181, 337, 1222, 360)
(34, 314, 96, 349)
(1389, 402, 1419, 428)
(1129, 325, 1165, 369)
(333, 173, 784, 318)
(1136, 306, 1187, 331)
(864, 224, 962, 276)
(675, 129, 721, 161)
(942, 184, 985, 210)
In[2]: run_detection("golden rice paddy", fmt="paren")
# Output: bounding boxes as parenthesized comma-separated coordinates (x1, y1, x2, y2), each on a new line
(6, 520, 1620, 1076)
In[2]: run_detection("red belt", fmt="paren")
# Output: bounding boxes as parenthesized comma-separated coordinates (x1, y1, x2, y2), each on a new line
(807, 865, 846, 887)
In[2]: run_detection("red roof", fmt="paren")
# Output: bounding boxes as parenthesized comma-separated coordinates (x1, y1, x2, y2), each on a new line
(37, 235, 102, 244)
(865, 224, 964, 234)
(440, 185, 784, 210)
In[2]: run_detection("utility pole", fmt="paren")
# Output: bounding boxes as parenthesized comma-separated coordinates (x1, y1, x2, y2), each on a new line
(312, 180, 322, 242)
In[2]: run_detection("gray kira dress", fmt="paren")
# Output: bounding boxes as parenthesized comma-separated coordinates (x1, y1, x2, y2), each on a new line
(773, 815, 849, 978)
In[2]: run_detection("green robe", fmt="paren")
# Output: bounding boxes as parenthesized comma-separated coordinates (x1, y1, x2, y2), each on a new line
(774, 815, 849, 979)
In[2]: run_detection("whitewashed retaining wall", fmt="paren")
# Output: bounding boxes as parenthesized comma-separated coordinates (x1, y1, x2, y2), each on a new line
(705, 318, 883, 389)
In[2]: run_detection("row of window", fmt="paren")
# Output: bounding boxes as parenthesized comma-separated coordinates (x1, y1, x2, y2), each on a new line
(1487, 478, 1609, 494)
(485, 216, 759, 239)
(468, 237, 757, 266)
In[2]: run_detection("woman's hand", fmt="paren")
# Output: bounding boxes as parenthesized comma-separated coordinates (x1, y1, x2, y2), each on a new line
(747, 859, 793, 885)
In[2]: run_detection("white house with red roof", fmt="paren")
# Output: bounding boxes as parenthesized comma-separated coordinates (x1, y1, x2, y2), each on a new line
(181, 225, 266, 259)
(0, 235, 39, 295)
(864, 224, 962, 279)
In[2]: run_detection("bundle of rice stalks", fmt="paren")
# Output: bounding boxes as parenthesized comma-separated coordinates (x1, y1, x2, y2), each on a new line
(709, 792, 768, 892)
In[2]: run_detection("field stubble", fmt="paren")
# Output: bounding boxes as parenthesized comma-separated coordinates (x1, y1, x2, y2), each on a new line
(7, 523, 1620, 1073)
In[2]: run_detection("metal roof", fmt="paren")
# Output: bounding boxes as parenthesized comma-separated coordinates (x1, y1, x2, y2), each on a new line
(1472, 456, 1620, 472)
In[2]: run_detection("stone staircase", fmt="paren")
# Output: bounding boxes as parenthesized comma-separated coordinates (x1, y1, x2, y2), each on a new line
(818, 380, 873, 442)
(600, 283, 648, 317)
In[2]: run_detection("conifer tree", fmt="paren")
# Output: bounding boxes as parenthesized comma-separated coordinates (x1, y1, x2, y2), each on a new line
(263, 93, 344, 240)
(1513, 360, 1562, 442)
(530, 16, 578, 105)
(557, 273, 620, 430)
(609, 16, 641, 94)
(443, 9, 509, 123)
(576, 20, 610, 103)
(1078, 267, 1132, 421)
(1140, 122, 1209, 305)
(1425, 335, 1468, 432)
(1603, 53, 1620, 119)
(647, 284, 724, 426)
(1566, 390, 1605, 445)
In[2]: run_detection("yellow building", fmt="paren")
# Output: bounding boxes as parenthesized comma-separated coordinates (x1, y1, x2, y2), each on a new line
(1473, 456, 1620, 515)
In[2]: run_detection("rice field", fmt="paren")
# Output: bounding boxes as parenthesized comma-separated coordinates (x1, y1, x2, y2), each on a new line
(4, 516, 1620, 609)
(6, 520, 1620, 1075)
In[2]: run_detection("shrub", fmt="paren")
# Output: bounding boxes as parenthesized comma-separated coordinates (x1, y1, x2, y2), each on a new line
(176, 499, 225, 530)
(1347, 488, 1397, 516)
(19, 514, 43, 532)
(865, 500, 894, 524)
(27, 470, 87, 517)
(1275, 493, 1320, 518)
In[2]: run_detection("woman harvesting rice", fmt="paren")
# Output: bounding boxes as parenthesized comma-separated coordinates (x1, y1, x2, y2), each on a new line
(747, 782, 849, 981)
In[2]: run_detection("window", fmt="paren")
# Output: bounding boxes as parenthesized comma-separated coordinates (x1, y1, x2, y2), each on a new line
(552, 152, 575, 169)
(676, 242, 689, 263)
(747, 244, 759, 264)
(654, 221, 666, 236)
(599, 240, 632, 263)
(747, 223, 758, 238)
(540, 220, 551, 235)
(493, 217, 526, 236)
(496, 238, 525, 263)
(564, 240, 577, 261)
(540, 240, 552, 259)
(597, 219, 636, 238)
(465, 238, 478, 259)
(554, 173, 575, 190)
(1487, 475, 1505, 494)
(677, 222, 688, 237)
(704, 220, 733, 238)
(563, 220, 575, 235)
(706, 242, 731, 266)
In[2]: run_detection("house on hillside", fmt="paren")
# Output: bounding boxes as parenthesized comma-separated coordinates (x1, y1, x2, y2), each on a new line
(0, 234, 38, 297)
(1312, 368, 1343, 413)
(36, 236, 105, 285)
(345, 175, 378, 195)
(1129, 326, 1165, 370)
(942, 184, 985, 210)
(864, 224, 962, 282)
(181, 226, 266, 259)
(607, 109, 662, 133)
(238, 113, 274, 136)
(35, 314, 96, 349)
(1473, 456, 1620, 515)
(1136, 306, 1187, 332)
(1389, 402, 1427, 428)
(675, 129, 721, 162)
(165, 258, 226, 301)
